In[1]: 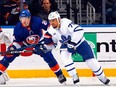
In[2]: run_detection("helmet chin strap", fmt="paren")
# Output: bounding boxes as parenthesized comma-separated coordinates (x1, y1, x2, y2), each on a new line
(57, 18, 60, 29)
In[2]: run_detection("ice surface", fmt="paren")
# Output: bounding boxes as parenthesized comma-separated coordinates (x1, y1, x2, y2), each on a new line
(0, 77, 116, 87)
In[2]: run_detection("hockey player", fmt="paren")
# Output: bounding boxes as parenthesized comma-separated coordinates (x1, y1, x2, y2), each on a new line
(42, 11, 110, 85)
(0, 9, 66, 84)
(0, 29, 12, 46)
(0, 29, 11, 84)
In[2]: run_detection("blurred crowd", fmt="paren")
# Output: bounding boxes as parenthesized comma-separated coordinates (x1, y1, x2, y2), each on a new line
(0, 0, 58, 26)
(83, 0, 116, 24)
(0, 0, 116, 26)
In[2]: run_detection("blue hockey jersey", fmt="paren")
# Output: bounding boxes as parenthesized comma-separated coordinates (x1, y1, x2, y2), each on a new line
(13, 16, 49, 45)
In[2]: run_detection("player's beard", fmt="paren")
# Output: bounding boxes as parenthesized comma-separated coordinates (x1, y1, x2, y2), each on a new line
(52, 23, 59, 29)
(53, 26, 57, 28)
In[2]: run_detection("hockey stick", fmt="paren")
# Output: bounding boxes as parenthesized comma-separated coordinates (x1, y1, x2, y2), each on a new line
(98, 60, 116, 62)
(0, 37, 71, 55)
(0, 41, 44, 55)
(0, 49, 34, 55)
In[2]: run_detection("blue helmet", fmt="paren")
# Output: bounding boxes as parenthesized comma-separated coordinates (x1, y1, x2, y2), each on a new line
(19, 9, 31, 18)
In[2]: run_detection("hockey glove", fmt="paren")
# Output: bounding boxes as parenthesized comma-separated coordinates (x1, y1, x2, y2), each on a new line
(67, 41, 77, 53)
(0, 32, 12, 46)
(34, 44, 47, 55)
(6, 45, 20, 57)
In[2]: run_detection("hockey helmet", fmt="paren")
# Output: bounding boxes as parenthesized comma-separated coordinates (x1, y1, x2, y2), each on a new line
(48, 11, 60, 20)
(19, 9, 31, 18)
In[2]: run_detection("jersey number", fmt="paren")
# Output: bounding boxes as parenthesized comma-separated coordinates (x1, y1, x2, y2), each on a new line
(68, 22, 80, 32)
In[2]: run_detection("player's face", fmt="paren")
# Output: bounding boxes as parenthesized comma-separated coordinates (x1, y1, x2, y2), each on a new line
(49, 19, 59, 28)
(20, 17, 30, 27)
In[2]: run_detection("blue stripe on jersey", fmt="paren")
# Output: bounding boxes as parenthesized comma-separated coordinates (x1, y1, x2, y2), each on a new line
(93, 66, 101, 73)
(67, 67, 75, 72)
(74, 26, 83, 32)
(74, 26, 83, 31)
(65, 62, 74, 67)
(95, 70, 103, 76)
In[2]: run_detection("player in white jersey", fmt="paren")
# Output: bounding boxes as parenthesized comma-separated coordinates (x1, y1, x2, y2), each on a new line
(42, 11, 110, 85)
(0, 29, 12, 46)
(0, 29, 11, 84)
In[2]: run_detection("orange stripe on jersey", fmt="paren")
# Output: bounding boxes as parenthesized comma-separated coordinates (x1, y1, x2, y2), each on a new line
(0, 64, 7, 72)
(44, 34, 52, 38)
(0, 28, 2, 32)
(50, 64, 60, 72)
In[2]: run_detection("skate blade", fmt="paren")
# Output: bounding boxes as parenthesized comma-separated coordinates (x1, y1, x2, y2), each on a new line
(0, 82, 6, 85)
(61, 82, 67, 85)
(74, 83, 80, 87)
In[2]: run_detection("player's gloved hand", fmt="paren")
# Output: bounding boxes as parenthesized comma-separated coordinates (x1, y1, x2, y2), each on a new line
(0, 32, 12, 46)
(34, 44, 47, 55)
(67, 41, 77, 53)
(6, 45, 20, 57)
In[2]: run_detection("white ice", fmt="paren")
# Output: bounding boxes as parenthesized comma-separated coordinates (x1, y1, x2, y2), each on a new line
(0, 77, 116, 87)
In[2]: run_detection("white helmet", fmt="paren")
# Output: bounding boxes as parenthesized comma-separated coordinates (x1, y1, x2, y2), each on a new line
(48, 11, 60, 20)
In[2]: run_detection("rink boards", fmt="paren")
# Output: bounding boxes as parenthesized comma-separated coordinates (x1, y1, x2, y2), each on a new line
(0, 25, 116, 78)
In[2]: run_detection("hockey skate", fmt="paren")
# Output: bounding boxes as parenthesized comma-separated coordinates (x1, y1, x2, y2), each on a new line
(99, 77, 110, 85)
(72, 74, 80, 84)
(0, 72, 10, 85)
(58, 74, 66, 84)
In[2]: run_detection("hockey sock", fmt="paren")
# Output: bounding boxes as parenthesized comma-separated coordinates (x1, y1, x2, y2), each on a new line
(41, 52, 62, 77)
(65, 62, 77, 77)
(85, 58, 106, 80)
(0, 59, 9, 75)
(50, 63, 62, 77)
(60, 51, 77, 77)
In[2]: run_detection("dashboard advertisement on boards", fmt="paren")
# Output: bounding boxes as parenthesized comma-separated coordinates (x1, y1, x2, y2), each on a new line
(0, 26, 116, 69)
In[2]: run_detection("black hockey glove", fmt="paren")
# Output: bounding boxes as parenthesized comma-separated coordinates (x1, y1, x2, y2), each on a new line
(34, 44, 47, 55)
(67, 41, 77, 53)
(6, 45, 20, 57)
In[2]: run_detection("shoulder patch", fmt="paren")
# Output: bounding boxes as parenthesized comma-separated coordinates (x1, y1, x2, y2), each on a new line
(42, 20, 47, 25)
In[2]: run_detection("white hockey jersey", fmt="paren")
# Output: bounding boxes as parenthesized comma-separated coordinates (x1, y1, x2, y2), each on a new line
(0, 31, 12, 46)
(47, 18, 85, 47)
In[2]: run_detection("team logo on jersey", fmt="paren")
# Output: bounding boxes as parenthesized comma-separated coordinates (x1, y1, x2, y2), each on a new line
(42, 20, 47, 25)
(26, 35, 40, 44)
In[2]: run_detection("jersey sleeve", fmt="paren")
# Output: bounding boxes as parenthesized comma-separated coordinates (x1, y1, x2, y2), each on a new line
(41, 20, 50, 31)
(33, 17, 49, 34)
(43, 26, 58, 45)
(44, 32, 54, 45)
(13, 23, 24, 43)
(67, 22, 84, 43)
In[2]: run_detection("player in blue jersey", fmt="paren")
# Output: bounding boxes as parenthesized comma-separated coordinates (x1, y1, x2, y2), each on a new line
(0, 9, 66, 84)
